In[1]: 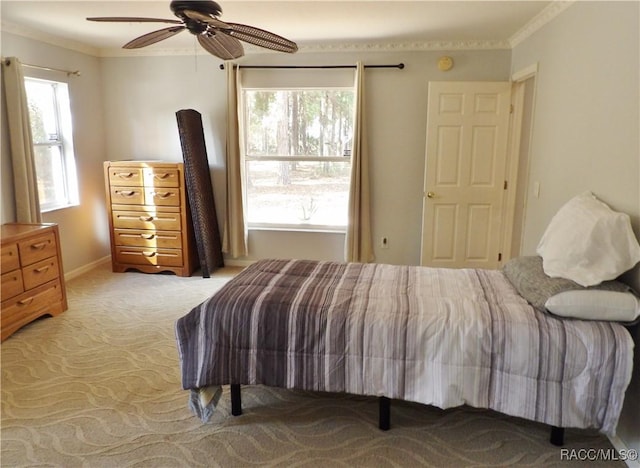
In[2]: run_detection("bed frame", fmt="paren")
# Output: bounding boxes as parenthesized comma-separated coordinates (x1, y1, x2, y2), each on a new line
(228, 384, 565, 446)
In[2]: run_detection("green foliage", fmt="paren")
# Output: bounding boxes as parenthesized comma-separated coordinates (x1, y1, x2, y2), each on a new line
(27, 100, 47, 143)
(245, 88, 354, 159)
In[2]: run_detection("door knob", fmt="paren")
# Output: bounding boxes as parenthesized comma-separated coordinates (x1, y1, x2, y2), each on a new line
(426, 191, 436, 198)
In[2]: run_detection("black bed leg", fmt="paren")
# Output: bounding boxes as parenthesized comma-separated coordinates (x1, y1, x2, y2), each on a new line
(230, 384, 242, 416)
(550, 426, 564, 446)
(379, 396, 390, 431)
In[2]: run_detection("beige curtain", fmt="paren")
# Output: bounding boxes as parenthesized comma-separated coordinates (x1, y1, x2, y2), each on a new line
(1, 57, 42, 223)
(221, 63, 248, 257)
(345, 62, 373, 263)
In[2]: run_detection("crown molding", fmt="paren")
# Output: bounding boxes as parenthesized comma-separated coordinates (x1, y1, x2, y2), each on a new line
(97, 47, 212, 58)
(509, 0, 575, 48)
(97, 39, 510, 58)
(0, 20, 100, 57)
(298, 40, 511, 53)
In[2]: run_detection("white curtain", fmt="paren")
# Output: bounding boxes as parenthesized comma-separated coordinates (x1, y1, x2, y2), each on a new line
(1, 57, 42, 223)
(345, 62, 373, 263)
(221, 63, 248, 257)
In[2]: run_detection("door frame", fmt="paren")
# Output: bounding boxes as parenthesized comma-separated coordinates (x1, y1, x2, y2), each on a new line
(500, 63, 538, 264)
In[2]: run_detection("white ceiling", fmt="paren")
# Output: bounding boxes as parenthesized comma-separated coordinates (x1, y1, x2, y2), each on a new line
(1, 0, 557, 56)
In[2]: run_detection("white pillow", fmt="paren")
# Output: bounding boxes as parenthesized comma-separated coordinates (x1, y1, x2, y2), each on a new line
(536, 192, 640, 287)
(545, 290, 640, 323)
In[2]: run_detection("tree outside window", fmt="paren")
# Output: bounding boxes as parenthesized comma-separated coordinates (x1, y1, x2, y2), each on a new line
(243, 88, 354, 230)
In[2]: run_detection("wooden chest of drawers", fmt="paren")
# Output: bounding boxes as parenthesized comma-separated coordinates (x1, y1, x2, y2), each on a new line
(1, 223, 67, 341)
(104, 161, 197, 276)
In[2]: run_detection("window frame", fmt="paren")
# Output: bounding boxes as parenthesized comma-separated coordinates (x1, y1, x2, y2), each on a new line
(24, 75, 79, 213)
(241, 86, 355, 232)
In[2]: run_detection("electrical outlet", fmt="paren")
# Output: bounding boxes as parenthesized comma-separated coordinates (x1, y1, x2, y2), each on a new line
(380, 237, 389, 249)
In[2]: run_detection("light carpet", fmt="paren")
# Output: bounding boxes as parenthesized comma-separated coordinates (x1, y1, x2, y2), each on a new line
(1, 263, 624, 467)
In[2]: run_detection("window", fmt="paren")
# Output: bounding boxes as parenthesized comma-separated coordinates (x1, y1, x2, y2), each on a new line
(24, 77, 79, 212)
(242, 88, 354, 230)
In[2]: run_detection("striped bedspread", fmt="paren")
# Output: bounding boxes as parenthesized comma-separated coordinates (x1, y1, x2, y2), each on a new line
(175, 259, 634, 435)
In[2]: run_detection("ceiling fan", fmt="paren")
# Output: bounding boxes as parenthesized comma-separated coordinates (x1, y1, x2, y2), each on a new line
(87, 0, 298, 60)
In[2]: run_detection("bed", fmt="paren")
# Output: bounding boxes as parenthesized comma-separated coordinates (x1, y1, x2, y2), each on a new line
(175, 257, 635, 444)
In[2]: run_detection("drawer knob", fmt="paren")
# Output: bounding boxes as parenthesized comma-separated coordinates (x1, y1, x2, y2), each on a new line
(142, 251, 157, 257)
(34, 265, 50, 274)
(30, 242, 47, 250)
(140, 234, 156, 240)
(139, 216, 154, 222)
(115, 172, 134, 178)
(18, 297, 34, 306)
(117, 190, 136, 197)
(153, 192, 173, 199)
(155, 173, 171, 179)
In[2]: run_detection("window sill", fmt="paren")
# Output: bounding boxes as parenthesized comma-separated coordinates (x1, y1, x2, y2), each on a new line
(249, 225, 346, 235)
(41, 202, 79, 214)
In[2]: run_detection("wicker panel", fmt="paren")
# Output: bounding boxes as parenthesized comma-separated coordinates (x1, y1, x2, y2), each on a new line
(175, 109, 224, 277)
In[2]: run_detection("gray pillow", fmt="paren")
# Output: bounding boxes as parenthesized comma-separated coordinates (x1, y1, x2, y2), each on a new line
(502, 256, 632, 312)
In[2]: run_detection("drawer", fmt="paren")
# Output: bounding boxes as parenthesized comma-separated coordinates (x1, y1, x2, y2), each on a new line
(1, 243, 20, 272)
(1, 270, 24, 300)
(145, 187, 181, 207)
(18, 231, 57, 266)
(1, 280, 63, 328)
(108, 167, 144, 186)
(113, 229, 182, 249)
(115, 247, 183, 267)
(110, 187, 145, 205)
(22, 256, 60, 290)
(143, 167, 180, 188)
(112, 211, 182, 231)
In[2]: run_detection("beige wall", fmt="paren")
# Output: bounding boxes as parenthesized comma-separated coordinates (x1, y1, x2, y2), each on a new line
(2, 34, 510, 269)
(1, 32, 111, 274)
(511, 0, 640, 454)
(99, 49, 511, 265)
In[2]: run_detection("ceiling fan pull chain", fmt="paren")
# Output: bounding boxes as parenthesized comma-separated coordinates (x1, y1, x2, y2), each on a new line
(193, 35, 199, 73)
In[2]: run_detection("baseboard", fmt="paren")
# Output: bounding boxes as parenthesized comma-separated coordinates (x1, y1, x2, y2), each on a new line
(608, 434, 640, 468)
(64, 256, 111, 281)
(65, 256, 249, 279)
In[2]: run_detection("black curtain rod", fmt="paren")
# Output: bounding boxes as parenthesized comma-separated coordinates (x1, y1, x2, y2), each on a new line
(2, 57, 81, 76)
(219, 63, 404, 70)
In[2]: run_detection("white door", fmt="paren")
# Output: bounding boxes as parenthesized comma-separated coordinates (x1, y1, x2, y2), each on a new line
(421, 81, 511, 269)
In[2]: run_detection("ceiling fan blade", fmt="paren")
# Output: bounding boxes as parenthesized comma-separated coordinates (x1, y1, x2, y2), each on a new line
(225, 23, 298, 53)
(197, 32, 244, 60)
(123, 26, 186, 49)
(87, 17, 182, 24)
(181, 9, 297, 54)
